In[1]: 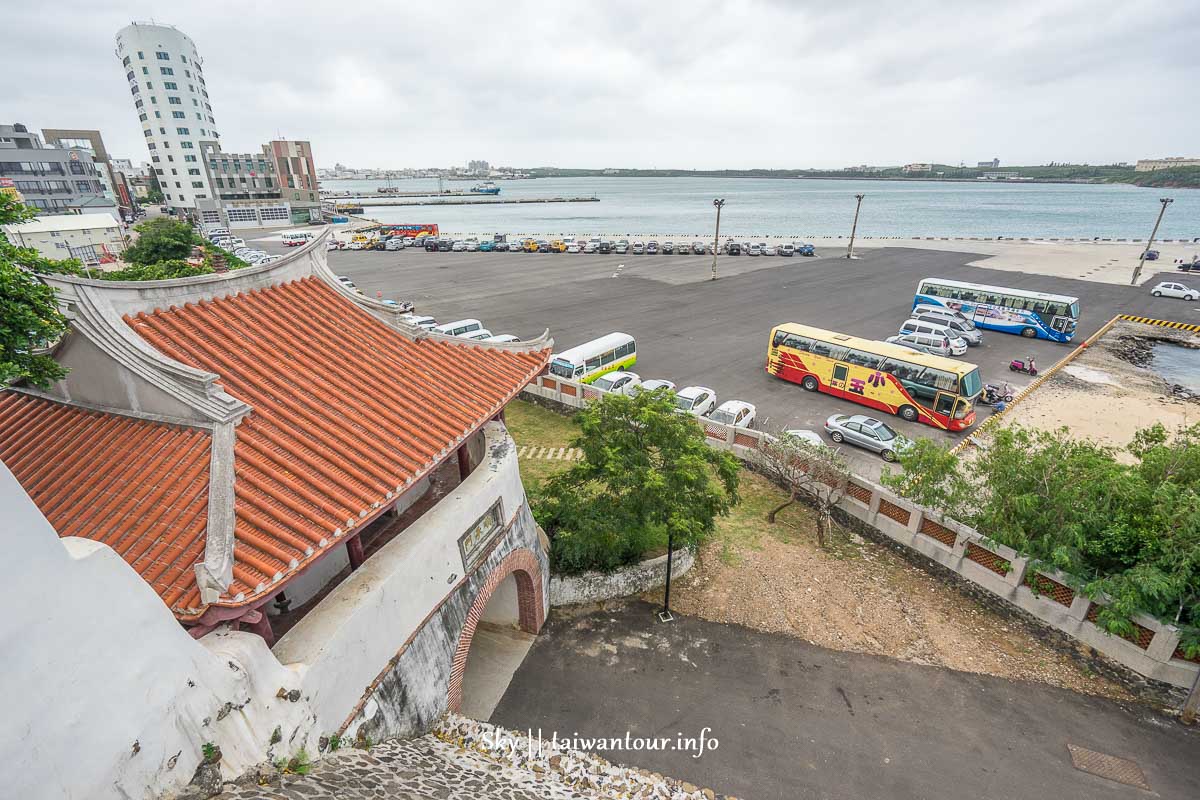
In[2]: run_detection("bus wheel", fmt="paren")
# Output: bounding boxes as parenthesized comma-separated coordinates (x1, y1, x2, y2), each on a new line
(1021, 327, 1037, 338)
(801, 375, 819, 392)
(898, 405, 918, 422)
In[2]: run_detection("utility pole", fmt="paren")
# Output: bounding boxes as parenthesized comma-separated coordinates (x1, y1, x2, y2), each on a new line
(711, 198, 725, 281)
(659, 527, 675, 623)
(846, 194, 865, 259)
(1184, 665, 1200, 725)
(1130, 197, 1173, 286)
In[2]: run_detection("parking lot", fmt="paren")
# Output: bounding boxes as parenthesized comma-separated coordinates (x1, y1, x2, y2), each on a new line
(260, 234, 1176, 478)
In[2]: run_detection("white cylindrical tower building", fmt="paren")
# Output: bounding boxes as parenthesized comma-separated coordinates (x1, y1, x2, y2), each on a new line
(115, 22, 219, 217)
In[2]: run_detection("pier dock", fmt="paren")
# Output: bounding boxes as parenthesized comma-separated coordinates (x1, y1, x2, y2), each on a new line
(329, 196, 599, 208)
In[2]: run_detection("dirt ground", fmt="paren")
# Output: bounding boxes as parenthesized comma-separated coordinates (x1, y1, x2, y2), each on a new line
(995, 320, 1199, 451)
(662, 471, 1134, 702)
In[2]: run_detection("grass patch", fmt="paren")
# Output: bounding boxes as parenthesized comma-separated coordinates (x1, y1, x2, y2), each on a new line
(505, 400, 580, 492)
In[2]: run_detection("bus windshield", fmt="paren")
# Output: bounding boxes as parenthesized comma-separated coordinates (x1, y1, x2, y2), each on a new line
(549, 359, 577, 379)
(960, 368, 982, 399)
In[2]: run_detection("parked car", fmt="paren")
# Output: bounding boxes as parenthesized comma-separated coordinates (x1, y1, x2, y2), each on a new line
(886, 332, 958, 358)
(587, 237, 603, 252)
(222, 237, 246, 250)
(823, 414, 912, 462)
(399, 314, 438, 329)
(327, 238, 343, 251)
(741, 240, 753, 255)
(908, 309, 982, 346)
(460, 329, 494, 341)
(747, 243, 761, 256)
(662, 241, 675, 254)
(478, 240, 495, 252)
(494, 241, 510, 252)
(1145, 249, 1160, 261)
(632, 241, 645, 254)
(336, 275, 357, 289)
(437, 238, 454, 251)
(425, 238, 440, 251)
(452, 240, 468, 252)
(894, 319, 969, 355)
(646, 241, 660, 254)
(592, 370, 642, 395)
(674, 386, 717, 417)
(1151, 281, 1199, 300)
(566, 242, 582, 254)
(583, 240, 598, 254)
(615, 240, 630, 254)
(483, 334, 521, 343)
(778, 243, 795, 257)
(636, 379, 676, 394)
(725, 241, 742, 255)
(692, 242, 707, 255)
(796, 242, 816, 256)
(759, 242, 775, 256)
(709, 400, 756, 428)
(676, 242, 690, 255)
(347, 241, 364, 250)
(782, 429, 829, 449)
(385, 238, 405, 251)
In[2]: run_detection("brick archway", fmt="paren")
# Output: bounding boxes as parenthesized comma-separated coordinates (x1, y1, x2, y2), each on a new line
(447, 547, 545, 713)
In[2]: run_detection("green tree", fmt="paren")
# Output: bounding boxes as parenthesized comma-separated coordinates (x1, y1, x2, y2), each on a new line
(123, 218, 198, 265)
(758, 431, 852, 547)
(883, 422, 1200, 658)
(533, 389, 740, 573)
(99, 259, 214, 281)
(0, 194, 75, 386)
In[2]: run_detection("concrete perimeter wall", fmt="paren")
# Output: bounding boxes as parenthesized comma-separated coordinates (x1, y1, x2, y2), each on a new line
(549, 549, 695, 607)
(523, 375, 1200, 704)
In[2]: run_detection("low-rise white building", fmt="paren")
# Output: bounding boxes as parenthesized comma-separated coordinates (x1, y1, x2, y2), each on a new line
(1135, 157, 1200, 172)
(1, 212, 126, 264)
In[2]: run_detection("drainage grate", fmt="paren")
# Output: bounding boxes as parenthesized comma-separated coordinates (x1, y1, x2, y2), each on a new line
(1067, 744, 1150, 790)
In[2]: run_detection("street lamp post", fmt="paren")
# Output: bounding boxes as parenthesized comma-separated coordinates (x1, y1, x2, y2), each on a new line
(1130, 197, 1173, 286)
(846, 194, 865, 259)
(711, 198, 725, 281)
(659, 527, 675, 623)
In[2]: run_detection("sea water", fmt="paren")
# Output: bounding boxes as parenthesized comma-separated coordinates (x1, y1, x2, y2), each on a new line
(321, 177, 1200, 240)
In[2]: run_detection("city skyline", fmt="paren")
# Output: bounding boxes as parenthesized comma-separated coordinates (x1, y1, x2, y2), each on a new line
(1, 1, 1198, 171)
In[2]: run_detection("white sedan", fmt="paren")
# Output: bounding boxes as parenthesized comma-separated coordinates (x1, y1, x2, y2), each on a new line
(783, 429, 829, 449)
(592, 370, 641, 395)
(674, 386, 717, 417)
(709, 400, 756, 428)
(1151, 282, 1198, 301)
(637, 379, 676, 394)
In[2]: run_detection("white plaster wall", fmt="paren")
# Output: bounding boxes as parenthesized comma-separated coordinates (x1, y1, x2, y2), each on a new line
(272, 422, 528, 733)
(480, 573, 520, 625)
(0, 460, 313, 800)
(548, 549, 695, 606)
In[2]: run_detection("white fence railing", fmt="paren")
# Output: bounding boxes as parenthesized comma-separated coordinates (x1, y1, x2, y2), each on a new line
(521, 373, 1200, 693)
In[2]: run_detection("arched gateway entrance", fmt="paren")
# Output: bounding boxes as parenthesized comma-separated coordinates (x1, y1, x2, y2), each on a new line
(447, 548, 545, 716)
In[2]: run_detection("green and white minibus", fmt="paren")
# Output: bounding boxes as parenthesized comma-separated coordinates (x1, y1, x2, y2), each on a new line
(547, 332, 637, 383)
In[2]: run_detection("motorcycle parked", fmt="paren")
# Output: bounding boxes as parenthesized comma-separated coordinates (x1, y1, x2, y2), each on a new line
(981, 382, 1015, 405)
(1009, 356, 1038, 376)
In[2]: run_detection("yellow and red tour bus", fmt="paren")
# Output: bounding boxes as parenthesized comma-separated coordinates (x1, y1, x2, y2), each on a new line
(766, 323, 982, 431)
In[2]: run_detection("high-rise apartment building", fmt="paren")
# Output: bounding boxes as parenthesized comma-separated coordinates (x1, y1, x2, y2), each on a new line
(114, 22, 219, 216)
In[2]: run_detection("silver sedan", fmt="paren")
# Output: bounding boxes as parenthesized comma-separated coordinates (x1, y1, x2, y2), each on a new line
(823, 414, 913, 462)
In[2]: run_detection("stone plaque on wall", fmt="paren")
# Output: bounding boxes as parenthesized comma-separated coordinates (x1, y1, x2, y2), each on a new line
(458, 499, 503, 572)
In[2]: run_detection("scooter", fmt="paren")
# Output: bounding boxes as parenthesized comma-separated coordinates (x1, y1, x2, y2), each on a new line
(981, 381, 1015, 405)
(1009, 357, 1038, 376)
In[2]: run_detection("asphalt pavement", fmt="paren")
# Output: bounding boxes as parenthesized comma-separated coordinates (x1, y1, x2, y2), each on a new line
(257, 235, 1181, 478)
(489, 601, 1200, 800)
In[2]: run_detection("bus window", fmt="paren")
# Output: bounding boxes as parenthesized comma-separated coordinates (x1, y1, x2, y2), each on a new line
(809, 340, 834, 357)
(586, 356, 601, 370)
(843, 349, 882, 368)
(773, 330, 788, 348)
(601, 351, 615, 365)
(786, 335, 814, 351)
(935, 394, 955, 416)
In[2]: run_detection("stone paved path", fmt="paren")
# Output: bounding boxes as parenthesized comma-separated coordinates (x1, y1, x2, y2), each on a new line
(216, 734, 586, 800)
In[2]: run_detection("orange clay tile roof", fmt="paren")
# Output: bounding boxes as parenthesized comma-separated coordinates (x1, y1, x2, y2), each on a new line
(0, 392, 214, 611)
(121, 276, 549, 618)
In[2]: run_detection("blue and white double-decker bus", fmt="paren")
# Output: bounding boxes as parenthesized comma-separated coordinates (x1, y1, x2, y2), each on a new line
(913, 278, 1079, 343)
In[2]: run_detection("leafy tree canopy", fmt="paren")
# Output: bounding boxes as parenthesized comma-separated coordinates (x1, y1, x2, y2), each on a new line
(0, 194, 75, 386)
(883, 424, 1200, 656)
(123, 218, 199, 265)
(533, 389, 740, 574)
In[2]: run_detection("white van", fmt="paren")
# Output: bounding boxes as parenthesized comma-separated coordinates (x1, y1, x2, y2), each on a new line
(282, 231, 315, 247)
(895, 319, 968, 355)
(460, 329, 494, 341)
(399, 314, 438, 329)
(433, 318, 484, 337)
(909, 307, 982, 345)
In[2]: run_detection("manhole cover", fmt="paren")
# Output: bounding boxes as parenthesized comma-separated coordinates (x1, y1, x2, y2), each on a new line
(1067, 743, 1150, 790)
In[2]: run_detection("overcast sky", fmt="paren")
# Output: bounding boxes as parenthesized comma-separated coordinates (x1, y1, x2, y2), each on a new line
(4, 0, 1198, 170)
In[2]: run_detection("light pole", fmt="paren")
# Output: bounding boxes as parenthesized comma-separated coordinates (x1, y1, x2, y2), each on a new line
(711, 198, 725, 281)
(1130, 197, 1173, 286)
(846, 194, 865, 259)
(659, 527, 675, 623)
